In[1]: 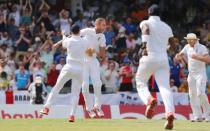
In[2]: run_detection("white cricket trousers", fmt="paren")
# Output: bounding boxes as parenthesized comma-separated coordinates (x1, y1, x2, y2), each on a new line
(135, 55, 175, 114)
(188, 72, 210, 118)
(44, 62, 83, 116)
(82, 58, 102, 111)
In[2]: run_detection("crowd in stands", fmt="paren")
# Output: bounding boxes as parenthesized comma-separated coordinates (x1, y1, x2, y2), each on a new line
(0, 0, 209, 94)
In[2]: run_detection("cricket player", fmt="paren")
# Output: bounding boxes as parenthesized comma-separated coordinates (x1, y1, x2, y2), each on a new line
(40, 25, 88, 122)
(175, 33, 210, 122)
(81, 18, 106, 118)
(135, 4, 175, 129)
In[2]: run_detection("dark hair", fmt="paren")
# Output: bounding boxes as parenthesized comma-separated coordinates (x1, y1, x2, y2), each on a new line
(0, 71, 7, 79)
(71, 24, 80, 34)
(148, 4, 160, 16)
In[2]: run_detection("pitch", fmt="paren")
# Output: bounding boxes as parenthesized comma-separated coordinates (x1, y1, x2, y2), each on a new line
(0, 119, 209, 131)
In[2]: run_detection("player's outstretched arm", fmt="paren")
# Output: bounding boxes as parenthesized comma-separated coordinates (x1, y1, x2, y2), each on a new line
(192, 54, 210, 63)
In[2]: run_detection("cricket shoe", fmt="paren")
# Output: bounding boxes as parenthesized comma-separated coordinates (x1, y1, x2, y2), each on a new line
(145, 97, 157, 119)
(191, 117, 203, 122)
(204, 115, 210, 122)
(93, 107, 104, 118)
(87, 110, 97, 118)
(164, 113, 175, 130)
(40, 107, 49, 115)
(68, 115, 75, 122)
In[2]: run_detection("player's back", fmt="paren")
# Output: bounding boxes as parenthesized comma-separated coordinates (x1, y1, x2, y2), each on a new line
(140, 16, 173, 58)
(62, 35, 86, 64)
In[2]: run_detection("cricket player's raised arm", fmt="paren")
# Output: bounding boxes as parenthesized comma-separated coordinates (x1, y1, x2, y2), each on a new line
(53, 33, 67, 49)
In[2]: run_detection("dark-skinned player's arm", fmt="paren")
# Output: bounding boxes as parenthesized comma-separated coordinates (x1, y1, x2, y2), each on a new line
(139, 22, 149, 56)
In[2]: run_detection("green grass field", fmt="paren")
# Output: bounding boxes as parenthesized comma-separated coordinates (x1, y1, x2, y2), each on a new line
(0, 119, 209, 131)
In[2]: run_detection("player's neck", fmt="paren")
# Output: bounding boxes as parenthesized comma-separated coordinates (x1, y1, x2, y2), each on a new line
(95, 28, 101, 34)
(72, 33, 80, 36)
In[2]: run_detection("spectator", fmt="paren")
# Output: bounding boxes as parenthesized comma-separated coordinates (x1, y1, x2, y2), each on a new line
(104, 26, 115, 46)
(54, 48, 66, 64)
(0, 12, 6, 32)
(8, 4, 20, 26)
(103, 62, 119, 93)
(0, 43, 10, 60)
(170, 57, 182, 87)
(14, 62, 30, 90)
(126, 33, 136, 50)
(106, 45, 114, 59)
(123, 17, 137, 34)
(37, 10, 55, 32)
(170, 79, 178, 93)
(23, 48, 35, 70)
(119, 59, 134, 92)
(74, 13, 86, 29)
(29, 59, 47, 82)
(59, 9, 72, 35)
(0, 71, 9, 91)
(32, 36, 42, 51)
(20, 0, 32, 25)
(7, 53, 16, 74)
(40, 39, 55, 67)
(115, 25, 126, 51)
(0, 31, 13, 47)
(7, 18, 19, 42)
(0, 59, 12, 79)
(56, 56, 65, 71)
(46, 62, 59, 89)
(178, 77, 188, 93)
(28, 75, 47, 104)
(38, 0, 50, 12)
(15, 25, 31, 54)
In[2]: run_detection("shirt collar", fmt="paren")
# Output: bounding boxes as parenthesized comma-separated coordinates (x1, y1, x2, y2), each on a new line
(148, 16, 161, 21)
(193, 42, 199, 48)
(72, 35, 81, 38)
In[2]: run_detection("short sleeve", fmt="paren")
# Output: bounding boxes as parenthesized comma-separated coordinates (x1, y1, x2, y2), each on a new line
(201, 46, 209, 55)
(139, 20, 147, 29)
(80, 28, 89, 37)
(180, 45, 187, 56)
(99, 34, 106, 47)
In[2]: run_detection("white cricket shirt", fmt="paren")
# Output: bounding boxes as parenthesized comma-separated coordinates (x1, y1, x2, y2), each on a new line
(140, 16, 173, 58)
(62, 35, 87, 64)
(80, 28, 106, 58)
(180, 42, 208, 73)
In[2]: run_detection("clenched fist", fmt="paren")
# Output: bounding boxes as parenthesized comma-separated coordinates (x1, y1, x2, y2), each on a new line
(85, 48, 95, 57)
